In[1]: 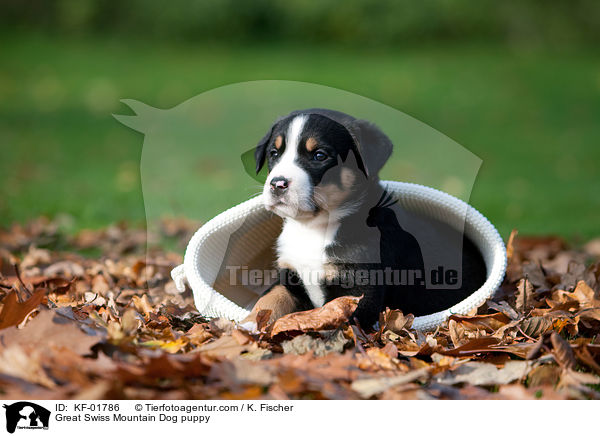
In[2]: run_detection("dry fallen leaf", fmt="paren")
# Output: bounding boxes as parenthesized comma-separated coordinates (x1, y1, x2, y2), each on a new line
(448, 312, 512, 333)
(357, 347, 398, 371)
(351, 368, 429, 398)
(379, 308, 414, 334)
(527, 364, 561, 388)
(574, 343, 600, 374)
(557, 369, 600, 399)
(506, 229, 518, 261)
(572, 280, 599, 307)
(0, 345, 58, 388)
(550, 331, 576, 370)
(0, 289, 46, 329)
(281, 330, 349, 357)
(516, 276, 534, 312)
(0, 309, 103, 355)
(198, 335, 255, 359)
(436, 361, 530, 386)
(256, 309, 272, 332)
(520, 316, 552, 338)
(271, 296, 361, 336)
(2, 217, 600, 399)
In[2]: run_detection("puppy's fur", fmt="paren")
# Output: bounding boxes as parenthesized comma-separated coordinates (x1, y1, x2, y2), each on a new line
(243, 109, 486, 329)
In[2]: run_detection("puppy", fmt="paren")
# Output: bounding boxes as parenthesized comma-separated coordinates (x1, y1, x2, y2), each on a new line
(242, 108, 486, 329)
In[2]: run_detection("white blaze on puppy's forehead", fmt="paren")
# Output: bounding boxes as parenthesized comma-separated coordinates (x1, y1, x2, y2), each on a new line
(287, 115, 307, 152)
(268, 115, 307, 182)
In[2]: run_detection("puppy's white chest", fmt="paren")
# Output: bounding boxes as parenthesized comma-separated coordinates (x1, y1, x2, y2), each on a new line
(276, 219, 338, 308)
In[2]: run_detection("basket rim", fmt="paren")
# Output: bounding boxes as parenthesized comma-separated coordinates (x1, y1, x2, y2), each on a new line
(175, 180, 507, 330)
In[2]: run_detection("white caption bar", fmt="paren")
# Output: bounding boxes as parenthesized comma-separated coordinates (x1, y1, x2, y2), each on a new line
(0, 399, 589, 435)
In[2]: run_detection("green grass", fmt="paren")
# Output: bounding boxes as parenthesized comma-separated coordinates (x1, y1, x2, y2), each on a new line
(1, 33, 599, 240)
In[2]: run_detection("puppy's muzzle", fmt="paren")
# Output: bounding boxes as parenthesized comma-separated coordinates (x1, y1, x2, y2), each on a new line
(270, 176, 289, 197)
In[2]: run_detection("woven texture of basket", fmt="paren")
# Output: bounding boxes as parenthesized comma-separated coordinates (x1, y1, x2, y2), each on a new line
(171, 181, 506, 331)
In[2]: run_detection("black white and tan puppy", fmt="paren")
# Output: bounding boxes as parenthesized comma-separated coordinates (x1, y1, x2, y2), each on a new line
(241, 108, 486, 330)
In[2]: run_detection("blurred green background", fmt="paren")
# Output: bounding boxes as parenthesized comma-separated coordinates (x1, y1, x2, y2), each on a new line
(1, 0, 599, 240)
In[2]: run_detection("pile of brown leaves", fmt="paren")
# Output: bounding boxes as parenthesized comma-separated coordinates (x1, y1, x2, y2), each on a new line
(1, 219, 599, 400)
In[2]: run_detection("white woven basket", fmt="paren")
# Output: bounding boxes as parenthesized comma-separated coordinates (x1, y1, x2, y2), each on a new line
(171, 181, 506, 331)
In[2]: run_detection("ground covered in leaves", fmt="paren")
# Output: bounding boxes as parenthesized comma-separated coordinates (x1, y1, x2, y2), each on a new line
(1, 218, 600, 400)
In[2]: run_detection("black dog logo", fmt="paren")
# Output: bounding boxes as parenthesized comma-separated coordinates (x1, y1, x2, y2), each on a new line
(3, 402, 50, 433)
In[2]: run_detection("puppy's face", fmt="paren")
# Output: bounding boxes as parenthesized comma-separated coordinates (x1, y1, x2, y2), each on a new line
(255, 113, 368, 219)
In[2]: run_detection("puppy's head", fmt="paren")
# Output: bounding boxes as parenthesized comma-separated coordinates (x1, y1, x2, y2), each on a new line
(254, 109, 393, 219)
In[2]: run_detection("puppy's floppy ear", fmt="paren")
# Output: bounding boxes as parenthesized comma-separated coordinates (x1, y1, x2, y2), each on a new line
(254, 123, 276, 174)
(348, 119, 393, 179)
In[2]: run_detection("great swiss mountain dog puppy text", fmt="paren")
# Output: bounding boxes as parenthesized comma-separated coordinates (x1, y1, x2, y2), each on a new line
(242, 108, 486, 330)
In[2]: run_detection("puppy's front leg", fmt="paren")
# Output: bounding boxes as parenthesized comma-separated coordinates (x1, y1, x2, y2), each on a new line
(239, 284, 301, 332)
(245, 283, 298, 319)
(239, 267, 315, 332)
(240, 268, 315, 330)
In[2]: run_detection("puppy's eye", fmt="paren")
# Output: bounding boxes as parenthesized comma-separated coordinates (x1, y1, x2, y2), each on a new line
(269, 149, 279, 158)
(313, 151, 328, 161)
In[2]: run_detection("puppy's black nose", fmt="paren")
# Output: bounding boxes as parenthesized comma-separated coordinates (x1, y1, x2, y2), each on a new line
(270, 176, 289, 195)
